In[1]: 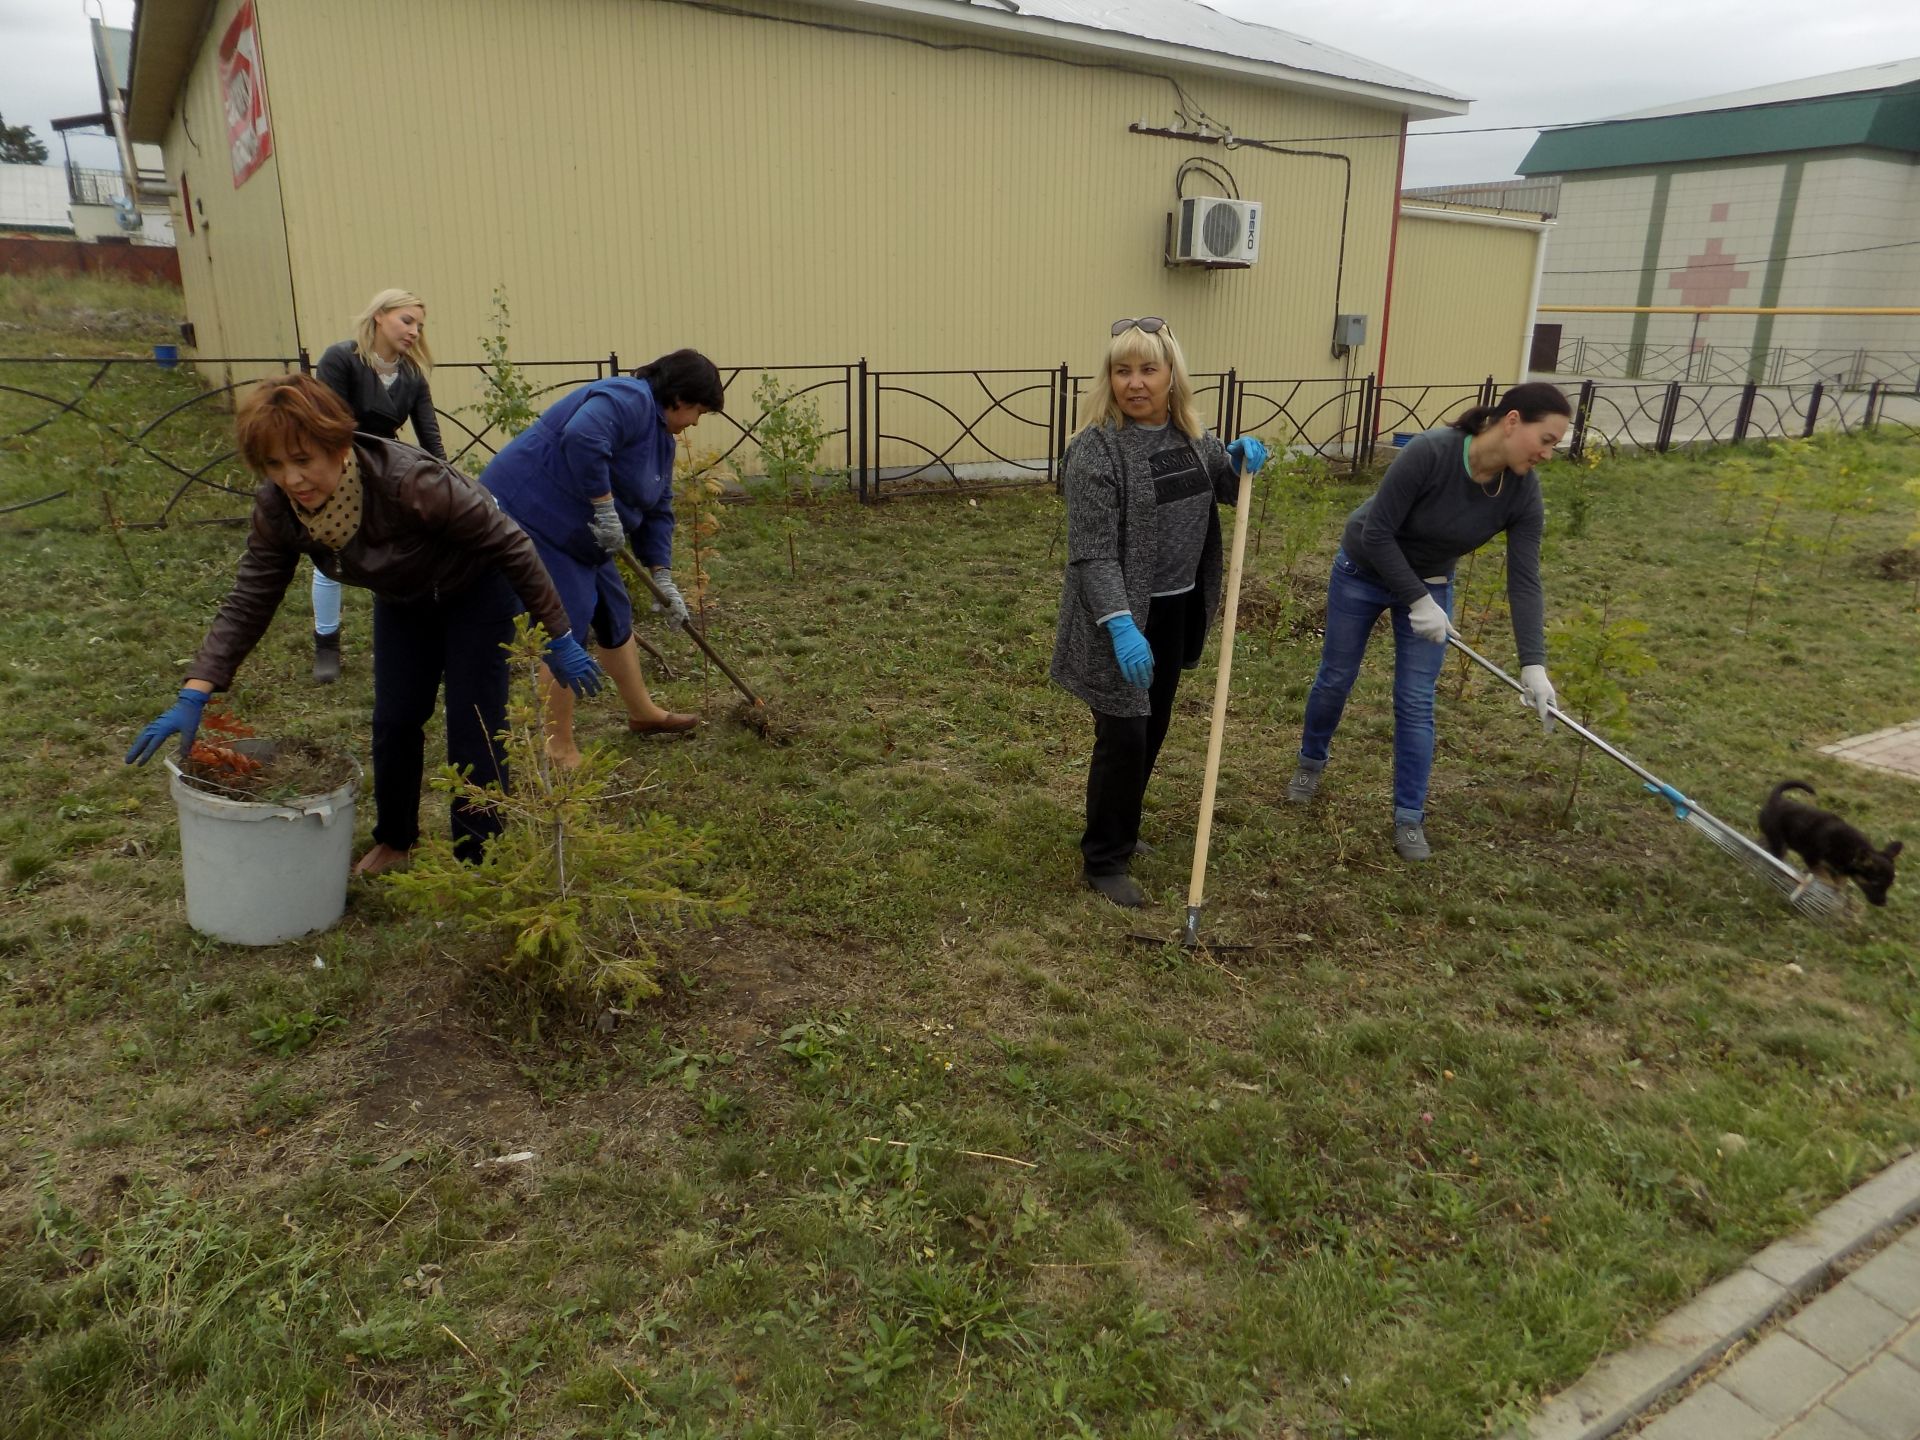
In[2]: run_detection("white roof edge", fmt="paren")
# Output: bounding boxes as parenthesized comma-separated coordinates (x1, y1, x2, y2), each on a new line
(1400, 203, 1553, 233)
(1601, 57, 1920, 122)
(817, 0, 1471, 120)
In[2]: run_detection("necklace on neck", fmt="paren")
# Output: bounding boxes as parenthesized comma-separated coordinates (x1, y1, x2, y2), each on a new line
(1463, 433, 1505, 499)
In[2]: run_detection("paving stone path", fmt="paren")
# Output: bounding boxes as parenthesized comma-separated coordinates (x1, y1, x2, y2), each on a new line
(1630, 1230, 1920, 1440)
(1822, 722, 1920, 786)
(1525, 1156, 1920, 1440)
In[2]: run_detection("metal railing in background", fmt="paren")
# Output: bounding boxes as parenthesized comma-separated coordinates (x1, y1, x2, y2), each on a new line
(4, 352, 1918, 529)
(0, 353, 302, 525)
(1548, 336, 1920, 393)
(866, 366, 1067, 500)
(428, 357, 611, 470)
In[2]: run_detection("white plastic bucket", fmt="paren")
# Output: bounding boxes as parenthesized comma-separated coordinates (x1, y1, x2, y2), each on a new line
(165, 740, 361, 946)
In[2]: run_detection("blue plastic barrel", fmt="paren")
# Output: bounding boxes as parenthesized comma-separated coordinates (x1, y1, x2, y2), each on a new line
(153, 344, 179, 369)
(1391, 432, 1415, 448)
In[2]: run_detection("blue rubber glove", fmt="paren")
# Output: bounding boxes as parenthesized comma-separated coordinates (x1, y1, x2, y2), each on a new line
(1104, 614, 1154, 689)
(1226, 436, 1269, 475)
(542, 632, 605, 697)
(125, 687, 209, 765)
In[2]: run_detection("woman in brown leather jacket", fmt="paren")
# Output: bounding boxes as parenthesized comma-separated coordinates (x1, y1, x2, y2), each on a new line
(125, 375, 603, 875)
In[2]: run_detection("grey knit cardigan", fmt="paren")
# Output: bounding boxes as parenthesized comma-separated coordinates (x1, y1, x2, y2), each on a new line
(1049, 420, 1240, 718)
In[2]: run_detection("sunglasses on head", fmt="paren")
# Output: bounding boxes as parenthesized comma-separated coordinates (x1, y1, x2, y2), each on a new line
(1111, 317, 1170, 337)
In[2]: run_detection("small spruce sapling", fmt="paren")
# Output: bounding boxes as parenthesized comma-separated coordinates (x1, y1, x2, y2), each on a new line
(753, 374, 832, 579)
(460, 285, 539, 474)
(1906, 476, 1920, 608)
(674, 445, 734, 631)
(1714, 452, 1758, 527)
(1450, 548, 1511, 702)
(1740, 445, 1800, 634)
(387, 617, 745, 1013)
(1545, 443, 1602, 541)
(1796, 439, 1875, 581)
(1546, 597, 1656, 821)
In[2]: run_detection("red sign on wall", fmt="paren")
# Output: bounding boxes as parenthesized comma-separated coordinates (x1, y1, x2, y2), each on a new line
(218, 0, 273, 187)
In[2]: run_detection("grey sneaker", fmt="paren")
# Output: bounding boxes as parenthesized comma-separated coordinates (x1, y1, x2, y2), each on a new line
(1285, 766, 1322, 804)
(1393, 822, 1431, 862)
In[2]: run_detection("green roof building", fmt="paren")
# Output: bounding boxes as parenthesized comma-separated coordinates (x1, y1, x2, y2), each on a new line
(1515, 60, 1920, 387)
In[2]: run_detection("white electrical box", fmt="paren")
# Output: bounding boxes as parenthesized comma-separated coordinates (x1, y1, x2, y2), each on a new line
(1172, 196, 1261, 267)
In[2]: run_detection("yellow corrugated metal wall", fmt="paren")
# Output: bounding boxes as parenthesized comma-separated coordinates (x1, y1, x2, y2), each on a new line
(163, 0, 301, 386)
(1387, 214, 1541, 395)
(198, 0, 1410, 461)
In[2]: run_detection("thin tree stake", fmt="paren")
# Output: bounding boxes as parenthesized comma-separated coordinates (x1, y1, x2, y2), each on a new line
(439, 1323, 484, 1367)
(861, 1137, 1037, 1168)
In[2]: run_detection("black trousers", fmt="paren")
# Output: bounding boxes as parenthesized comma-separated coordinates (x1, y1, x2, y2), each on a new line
(370, 569, 521, 862)
(1081, 589, 1194, 876)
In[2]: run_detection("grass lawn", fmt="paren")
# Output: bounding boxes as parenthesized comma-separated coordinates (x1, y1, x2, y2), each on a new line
(2, 275, 1919, 1439)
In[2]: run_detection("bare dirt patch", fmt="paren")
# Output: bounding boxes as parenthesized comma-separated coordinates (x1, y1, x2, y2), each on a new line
(352, 1011, 541, 1145)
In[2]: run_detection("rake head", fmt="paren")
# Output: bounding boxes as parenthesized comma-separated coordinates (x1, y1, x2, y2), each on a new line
(1681, 810, 1847, 920)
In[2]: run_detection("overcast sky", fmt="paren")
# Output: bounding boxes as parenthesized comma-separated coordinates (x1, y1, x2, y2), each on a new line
(1, 0, 137, 169)
(5, 0, 1920, 186)
(1210, 0, 1920, 187)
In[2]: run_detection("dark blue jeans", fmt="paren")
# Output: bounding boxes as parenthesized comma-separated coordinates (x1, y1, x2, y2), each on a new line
(370, 568, 521, 861)
(1298, 550, 1450, 825)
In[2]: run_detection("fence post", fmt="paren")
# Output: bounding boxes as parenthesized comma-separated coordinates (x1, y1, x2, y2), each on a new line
(1569, 379, 1595, 461)
(1802, 382, 1824, 438)
(843, 363, 854, 478)
(1367, 368, 1382, 464)
(297, 347, 312, 376)
(608, 351, 619, 379)
(1732, 383, 1756, 443)
(1655, 381, 1681, 453)
(1863, 379, 1883, 431)
(855, 359, 869, 503)
(1054, 361, 1070, 492)
(1352, 373, 1373, 475)
(1224, 368, 1239, 441)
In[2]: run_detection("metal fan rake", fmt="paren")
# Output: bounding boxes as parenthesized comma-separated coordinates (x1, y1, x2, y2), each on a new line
(1447, 636, 1844, 920)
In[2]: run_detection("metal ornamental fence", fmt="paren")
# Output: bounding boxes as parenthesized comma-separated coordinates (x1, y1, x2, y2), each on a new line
(2, 349, 1917, 528)
(1550, 336, 1920, 392)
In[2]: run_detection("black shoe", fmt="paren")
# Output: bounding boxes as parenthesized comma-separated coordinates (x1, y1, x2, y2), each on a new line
(1083, 869, 1145, 908)
(313, 629, 341, 685)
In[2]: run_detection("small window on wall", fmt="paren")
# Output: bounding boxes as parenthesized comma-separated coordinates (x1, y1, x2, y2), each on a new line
(180, 173, 194, 235)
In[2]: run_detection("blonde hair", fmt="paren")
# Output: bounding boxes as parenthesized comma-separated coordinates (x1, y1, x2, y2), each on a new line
(351, 288, 432, 372)
(1077, 323, 1203, 438)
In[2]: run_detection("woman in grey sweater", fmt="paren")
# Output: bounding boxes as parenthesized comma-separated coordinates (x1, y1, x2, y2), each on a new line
(1050, 319, 1266, 908)
(1287, 382, 1571, 862)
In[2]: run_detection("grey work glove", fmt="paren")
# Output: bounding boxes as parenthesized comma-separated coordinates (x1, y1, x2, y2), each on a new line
(1519, 664, 1558, 734)
(651, 567, 691, 625)
(588, 497, 624, 557)
(1407, 594, 1454, 645)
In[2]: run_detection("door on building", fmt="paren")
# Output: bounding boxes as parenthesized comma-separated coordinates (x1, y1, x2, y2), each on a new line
(1529, 323, 1563, 374)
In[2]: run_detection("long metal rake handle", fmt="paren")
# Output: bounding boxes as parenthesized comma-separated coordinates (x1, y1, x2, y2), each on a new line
(1443, 634, 1810, 890)
(618, 553, 766, 709)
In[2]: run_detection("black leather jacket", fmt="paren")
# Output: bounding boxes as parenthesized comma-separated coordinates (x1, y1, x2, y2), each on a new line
(316, 339, 447, 460)
(189, 437, 569, 690)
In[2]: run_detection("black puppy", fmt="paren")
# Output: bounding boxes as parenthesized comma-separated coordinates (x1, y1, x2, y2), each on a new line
(1759, 781, 1903, 906)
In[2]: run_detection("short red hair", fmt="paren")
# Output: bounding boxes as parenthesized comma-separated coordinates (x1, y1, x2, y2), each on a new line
(235, 374, 357, 471)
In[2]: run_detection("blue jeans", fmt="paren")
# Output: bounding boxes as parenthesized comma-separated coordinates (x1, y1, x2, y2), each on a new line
(1298, 550, 1450, 825)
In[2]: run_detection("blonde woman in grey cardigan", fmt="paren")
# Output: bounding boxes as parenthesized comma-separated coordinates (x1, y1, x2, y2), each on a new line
(1050, 319, 1267, 908)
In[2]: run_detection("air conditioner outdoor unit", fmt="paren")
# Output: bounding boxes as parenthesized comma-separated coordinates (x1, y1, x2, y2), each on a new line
(1173, 196, 1261, 266)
